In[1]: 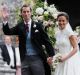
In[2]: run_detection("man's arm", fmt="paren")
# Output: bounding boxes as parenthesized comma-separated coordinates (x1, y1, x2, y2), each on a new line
(3, 22, 19, 35)
(2, 9, 19, 35)
(38, 23, 55, 64)
(39, 24, 55, 56)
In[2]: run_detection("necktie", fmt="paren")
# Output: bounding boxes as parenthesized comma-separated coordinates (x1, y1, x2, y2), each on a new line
(25, 23, 29, 32)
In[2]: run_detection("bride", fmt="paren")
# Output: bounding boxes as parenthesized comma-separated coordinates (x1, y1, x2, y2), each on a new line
(54, 12, 80, 75)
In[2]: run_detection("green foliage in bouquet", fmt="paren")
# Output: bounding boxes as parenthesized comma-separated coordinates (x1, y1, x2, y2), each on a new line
(45, 22, 56, 47)
(33, 0, 44, 15)
(32, 0, 59, 47)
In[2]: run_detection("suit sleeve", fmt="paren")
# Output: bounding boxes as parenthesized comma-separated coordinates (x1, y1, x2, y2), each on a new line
(3, 22, 19, 35)
(38, 23, 55, 57)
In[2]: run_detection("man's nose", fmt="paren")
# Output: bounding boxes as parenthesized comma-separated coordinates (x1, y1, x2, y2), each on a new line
(25, 12, 28, 15)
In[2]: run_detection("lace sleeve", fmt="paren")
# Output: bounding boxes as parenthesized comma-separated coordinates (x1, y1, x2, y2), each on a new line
(67, 30, 75, 37)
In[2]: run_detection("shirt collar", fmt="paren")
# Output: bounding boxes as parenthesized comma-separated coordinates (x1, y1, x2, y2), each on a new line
(6, 44, 12, 47)
(24, 19, 32, 25)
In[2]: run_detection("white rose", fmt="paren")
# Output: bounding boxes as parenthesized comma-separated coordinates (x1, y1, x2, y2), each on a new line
(43, 21, 48, 27)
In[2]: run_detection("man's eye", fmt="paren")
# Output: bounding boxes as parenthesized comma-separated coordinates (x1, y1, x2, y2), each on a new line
(23, 11, 26, 13)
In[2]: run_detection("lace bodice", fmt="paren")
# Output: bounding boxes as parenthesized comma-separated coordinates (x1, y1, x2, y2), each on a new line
(55, 28, 75, 55)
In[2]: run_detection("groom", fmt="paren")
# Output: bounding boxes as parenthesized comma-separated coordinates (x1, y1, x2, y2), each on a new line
(2, 4, 55, 75)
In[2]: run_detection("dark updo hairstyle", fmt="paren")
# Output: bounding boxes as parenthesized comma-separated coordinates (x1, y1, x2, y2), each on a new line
(57, 12, 69, 21)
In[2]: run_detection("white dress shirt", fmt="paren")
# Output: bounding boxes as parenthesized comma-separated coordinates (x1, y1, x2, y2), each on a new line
(15, 47, 21, 66)
(6, 44, 14, 67)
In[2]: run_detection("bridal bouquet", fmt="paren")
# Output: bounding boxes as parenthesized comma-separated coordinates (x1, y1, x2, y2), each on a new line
(51, 53, 62, 71)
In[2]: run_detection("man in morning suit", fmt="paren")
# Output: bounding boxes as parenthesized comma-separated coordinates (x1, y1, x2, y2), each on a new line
(2, 4, 55, 75)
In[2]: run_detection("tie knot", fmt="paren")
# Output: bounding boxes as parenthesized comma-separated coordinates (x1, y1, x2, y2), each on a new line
(25, 23, 29, 32)
(25, 23, 28, 25)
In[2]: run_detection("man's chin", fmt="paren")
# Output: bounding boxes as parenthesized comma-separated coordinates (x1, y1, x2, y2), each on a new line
(24, 18, 30, 22)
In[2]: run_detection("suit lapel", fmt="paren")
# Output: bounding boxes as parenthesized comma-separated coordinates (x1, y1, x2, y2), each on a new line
(21, 21, 26, 33)
(31, 21, 35, 40)
(4, 45, 10, 59)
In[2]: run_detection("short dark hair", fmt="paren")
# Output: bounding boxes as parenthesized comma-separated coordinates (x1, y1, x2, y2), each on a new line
(57, 12, 69, 21)
(20, 4, 32, 13)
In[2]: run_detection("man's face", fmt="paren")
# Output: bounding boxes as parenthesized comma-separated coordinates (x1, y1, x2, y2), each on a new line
(21, 7, 32, 22)
(4, 36, 12, 45)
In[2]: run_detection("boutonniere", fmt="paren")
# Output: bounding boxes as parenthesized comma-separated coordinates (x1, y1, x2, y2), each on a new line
(33, 24, 37, 28)
(35, 29, 39, 32)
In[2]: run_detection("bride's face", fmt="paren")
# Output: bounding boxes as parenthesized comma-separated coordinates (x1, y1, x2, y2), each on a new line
(57, 16, 68, 30)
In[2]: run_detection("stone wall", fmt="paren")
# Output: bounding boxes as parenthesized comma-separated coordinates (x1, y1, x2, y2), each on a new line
(0, 0, 23, 45)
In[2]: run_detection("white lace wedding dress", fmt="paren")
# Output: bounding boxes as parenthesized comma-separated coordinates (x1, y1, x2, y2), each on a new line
(54, 26, 80, 75)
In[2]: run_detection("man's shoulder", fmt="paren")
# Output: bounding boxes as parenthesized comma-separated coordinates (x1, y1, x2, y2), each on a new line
(34, 21, 42, 25)
(0, 44, 6, 51)
(0, 44, 6, 48)
(34, 21, 43, 28)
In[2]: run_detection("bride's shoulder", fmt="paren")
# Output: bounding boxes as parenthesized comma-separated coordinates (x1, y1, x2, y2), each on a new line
(65, 29, 75, 37)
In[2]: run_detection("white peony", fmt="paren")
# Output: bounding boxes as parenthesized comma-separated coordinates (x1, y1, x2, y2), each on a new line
(35, 7, 44, 15)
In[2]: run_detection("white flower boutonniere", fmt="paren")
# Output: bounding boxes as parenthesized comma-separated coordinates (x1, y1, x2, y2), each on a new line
(33, 24, 37, 28)
(35, 29, 39, 32)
